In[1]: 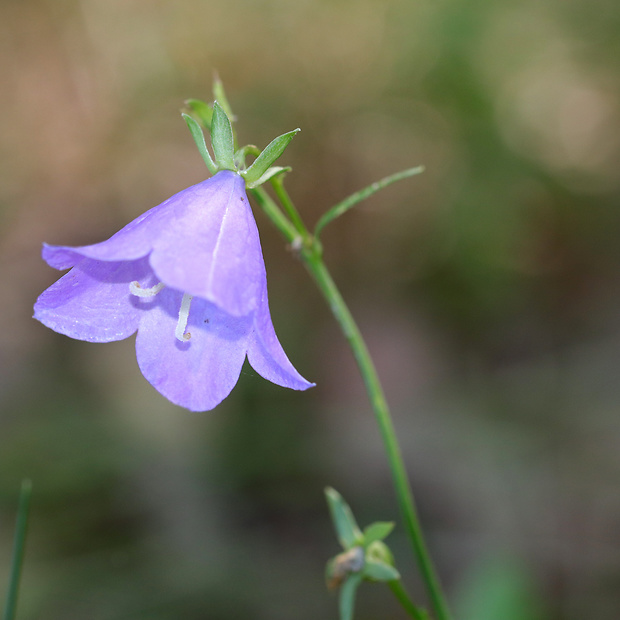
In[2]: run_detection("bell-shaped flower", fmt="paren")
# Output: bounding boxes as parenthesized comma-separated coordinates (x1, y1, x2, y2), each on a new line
(34, 170, 314, 411)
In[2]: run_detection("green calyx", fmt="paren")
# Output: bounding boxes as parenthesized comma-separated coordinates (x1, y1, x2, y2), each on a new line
(182, 92, 299, 188)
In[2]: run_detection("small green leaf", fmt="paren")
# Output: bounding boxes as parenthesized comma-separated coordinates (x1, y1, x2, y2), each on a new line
(182, 113, 217, 175)
(210, 101, 235, 171)
(339, 573, 363, 620)
(242, 129, 300, 187)
(363, 521, 395, 546)
(245, 166, 291, 189)
(184, 99, 213, 130)
(314, 166, 424, 240)
(363, 559, 401, 582)
(325, 487, 363, 549)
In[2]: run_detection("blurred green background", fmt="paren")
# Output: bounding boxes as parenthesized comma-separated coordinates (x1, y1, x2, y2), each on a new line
(1, 0, 620, 618)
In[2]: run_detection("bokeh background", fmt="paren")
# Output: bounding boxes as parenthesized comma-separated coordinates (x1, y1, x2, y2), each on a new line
(1, 0, 620, 618)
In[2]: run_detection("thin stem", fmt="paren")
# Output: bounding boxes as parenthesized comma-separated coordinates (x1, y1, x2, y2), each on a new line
(270, 175, 309, 237)
(301, 250, 452, 620)
(248, 186, 299, 243)
(249, 178, 452, 620)
(389, 580, 430, 620)
(3, 480, 32, 620)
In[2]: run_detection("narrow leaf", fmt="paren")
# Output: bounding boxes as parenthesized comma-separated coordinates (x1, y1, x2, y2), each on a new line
(210, 101, 235, 171)
(184, 99, 213, 130)
(339, 574, 363, 620)
(325, 487, 363, 549)
(363, 521, 395, 546)
(242, 129, 300, 187)
(246, 166, 291, 189)
(363, 559, 401, 582)
(314, 166, 425, 239)
(3, 480, 32, 620)
(182, 113, 217, 175)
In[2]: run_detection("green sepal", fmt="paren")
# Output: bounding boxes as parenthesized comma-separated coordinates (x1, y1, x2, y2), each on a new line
(246, 166, 291, 189)
(363, 521, 395, 546)
(366, 540, 395, 566)
(210, 101, 236, 171)
(339, 573, 363, 620)
(184, 99, 212, 130)
(242, 129, 300, 187)
(234, 145, 260, 170)
(182, 113, 217, 175)
(363, 559, 400, 582)
(325, 487, 363, 549)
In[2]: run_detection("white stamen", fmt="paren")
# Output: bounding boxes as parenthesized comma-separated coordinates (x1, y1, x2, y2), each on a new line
(175, 293, 193, 342)
(130, 281, 165, 297)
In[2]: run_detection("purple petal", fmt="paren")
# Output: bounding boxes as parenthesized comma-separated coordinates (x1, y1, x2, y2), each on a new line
(135, 288, 253, 411)
(149, 170, 264, 316)
(247, 285, 315, 391)
(40, 173, 238, 270)
(34, 258, 153, 342)
(42, 203, 172, 270)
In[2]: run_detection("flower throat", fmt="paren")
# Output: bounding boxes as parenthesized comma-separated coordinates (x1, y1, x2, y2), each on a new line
(130, 281, 192, 341)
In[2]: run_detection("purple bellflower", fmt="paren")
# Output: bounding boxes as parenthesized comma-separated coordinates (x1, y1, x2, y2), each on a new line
(34, 170, 314, 411)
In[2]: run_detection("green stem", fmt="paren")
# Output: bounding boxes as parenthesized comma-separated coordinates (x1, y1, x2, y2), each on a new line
(248, 179, 452, 620)
(300, 252, 452, 620)
(249, 186, 299, 243)
(270, 175, 309, 237)
(3, 480, 32, 620)
(389, 580, 430, 620)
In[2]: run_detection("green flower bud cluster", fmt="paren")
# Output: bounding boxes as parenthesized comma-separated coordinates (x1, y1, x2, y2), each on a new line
(324, 487, 402, 620)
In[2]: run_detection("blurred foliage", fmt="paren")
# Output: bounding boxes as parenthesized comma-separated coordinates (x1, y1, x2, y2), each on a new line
(1, 0, 620, 619)
(455, 555, 545, 620)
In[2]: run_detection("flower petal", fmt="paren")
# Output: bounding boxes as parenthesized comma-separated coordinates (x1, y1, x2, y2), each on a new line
(40, 173, 240, 270)
(41, 202, 172, 270)
(149, 170, 264, 316)
(40, 172, 264, 317)
(135, 288, 253, 411)
(33, 258, 153, 342)
(247, 285, 315, 391)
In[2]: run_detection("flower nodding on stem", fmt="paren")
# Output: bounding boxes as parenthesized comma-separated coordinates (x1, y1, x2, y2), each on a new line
(35, 169, 314, 412)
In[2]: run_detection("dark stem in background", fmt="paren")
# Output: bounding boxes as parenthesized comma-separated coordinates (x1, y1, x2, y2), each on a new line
(3, 480, 32, 620)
